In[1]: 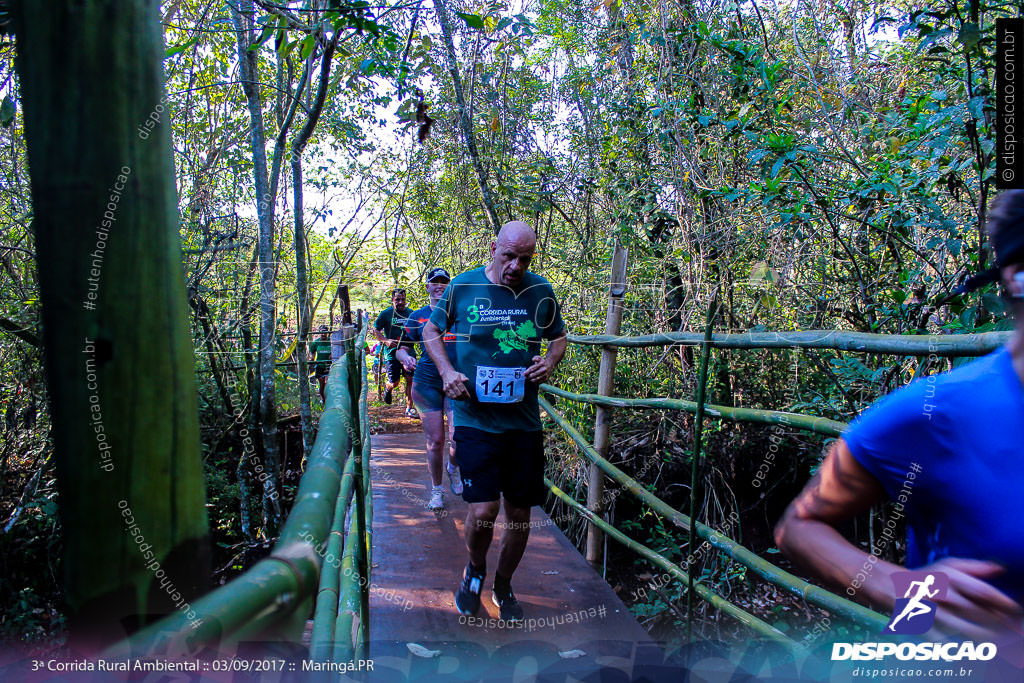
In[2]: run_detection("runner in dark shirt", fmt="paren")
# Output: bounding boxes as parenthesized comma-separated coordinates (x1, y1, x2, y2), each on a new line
(372, 288, 417, 415)
(423, 221, 567, 622)
(308, 324, 332, 402)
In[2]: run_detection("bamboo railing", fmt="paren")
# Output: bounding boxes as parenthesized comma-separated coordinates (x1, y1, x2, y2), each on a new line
(106, 327, 371, 661)
(568, 329, 1010, 356)
(541, 384, 847, 437)
(546, 477, 801, 651)
(539, 396, 888, 631)
(540, 326, 1006, 641)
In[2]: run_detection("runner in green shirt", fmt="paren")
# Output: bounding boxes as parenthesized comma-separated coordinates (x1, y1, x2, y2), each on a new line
(372, 288, 417, 415)
(308, 324, 333, 402)
(423, 221, 567, 622)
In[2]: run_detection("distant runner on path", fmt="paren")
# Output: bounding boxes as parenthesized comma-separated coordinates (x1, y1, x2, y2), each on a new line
(423, 221, 567, 622)
(372, 288, 417, 416)
(397, 267, 464, 510)
(309, 324, 332, 402)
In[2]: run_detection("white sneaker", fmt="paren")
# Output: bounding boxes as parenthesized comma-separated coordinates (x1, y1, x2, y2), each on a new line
(448, 466, 464, 496)
(428, 487, 444, 510)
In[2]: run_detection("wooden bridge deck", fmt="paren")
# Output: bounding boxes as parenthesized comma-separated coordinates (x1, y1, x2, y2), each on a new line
(366, 431, 662, 680)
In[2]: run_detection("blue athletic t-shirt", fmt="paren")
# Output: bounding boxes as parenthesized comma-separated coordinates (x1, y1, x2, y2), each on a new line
(844, 347, 1024, 604)
(403, 303, 457, 388)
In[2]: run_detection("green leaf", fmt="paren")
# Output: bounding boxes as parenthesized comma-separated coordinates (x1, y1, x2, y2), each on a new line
(0, 95, 14, 127)
(982, 292, 1009, 317)
(957, 22, 981, 49)
(299, 34, 316, 60)
(750, 261, 770, 282)
(165, 35, 200, 58)
(455, 12, 485, 30)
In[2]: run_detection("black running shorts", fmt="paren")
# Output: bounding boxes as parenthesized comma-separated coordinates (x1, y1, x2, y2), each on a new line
(387, 357, 412, 384)
(453, 426, 545, 507)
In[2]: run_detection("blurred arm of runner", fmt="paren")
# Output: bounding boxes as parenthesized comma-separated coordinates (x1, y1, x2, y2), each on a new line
(524, 331, 567, 384)
(775, 441, 1023, 640)
(423, 320, 469, 400)
(371, 324, 394, 348)
(395, 346, 417, 373)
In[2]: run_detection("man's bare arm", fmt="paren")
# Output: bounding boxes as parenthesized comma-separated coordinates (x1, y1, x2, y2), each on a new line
(423, 320, 468, 399)
(776, 440, 1023, 639)
(775, 440, 894, 607)
(371, 325, 395, 348)
(395, 346, 417, 372)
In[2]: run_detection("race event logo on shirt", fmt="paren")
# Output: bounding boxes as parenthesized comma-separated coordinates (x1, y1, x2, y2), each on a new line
(886, 570, 948, 635)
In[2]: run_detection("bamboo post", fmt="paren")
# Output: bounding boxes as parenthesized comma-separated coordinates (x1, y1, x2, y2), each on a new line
(586, 242, 628, 566)
(688, 291, 718, 646)
(12, 0, 209, 648)
(337, 284, 352, 325)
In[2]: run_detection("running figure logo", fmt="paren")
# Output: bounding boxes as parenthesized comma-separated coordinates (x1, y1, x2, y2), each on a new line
(886, 571, 949, 634)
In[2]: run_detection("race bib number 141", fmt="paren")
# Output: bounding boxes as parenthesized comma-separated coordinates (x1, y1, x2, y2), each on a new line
(475, 366, 525, 403)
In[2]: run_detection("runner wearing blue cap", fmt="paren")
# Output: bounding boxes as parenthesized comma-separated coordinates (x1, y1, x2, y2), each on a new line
(397, 267, 463, 510)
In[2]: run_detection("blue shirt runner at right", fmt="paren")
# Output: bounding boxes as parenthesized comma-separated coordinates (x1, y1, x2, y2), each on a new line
(842, 346, 1024, 604)
(428, 266, 566, 434)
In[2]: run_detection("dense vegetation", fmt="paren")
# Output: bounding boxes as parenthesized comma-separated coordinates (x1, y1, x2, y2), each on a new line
(0, 0, 1013, 650)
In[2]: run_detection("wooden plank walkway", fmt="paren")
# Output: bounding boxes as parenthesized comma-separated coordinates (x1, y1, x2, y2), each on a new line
(365, 431, 664, 680)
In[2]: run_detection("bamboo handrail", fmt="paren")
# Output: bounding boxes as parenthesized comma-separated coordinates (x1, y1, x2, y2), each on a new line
(106, 330, 372, 659)
(310, 444, 358, 659)
(539, 396, 889, 631)
(540, 384, 847, 437)
(334, 507, 365, 663)
(546, 478, 801, 650)
(567, 330, 1010, 356)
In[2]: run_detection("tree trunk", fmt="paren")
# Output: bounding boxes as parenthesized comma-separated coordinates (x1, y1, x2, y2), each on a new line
(291, 31, 339, 462)
(433, 0, 500, 233)
(232, 0, 281, 535)
(11, 0, 209, 650)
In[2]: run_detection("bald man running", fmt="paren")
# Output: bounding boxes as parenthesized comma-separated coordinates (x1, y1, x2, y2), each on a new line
(423, 221, 567, 621)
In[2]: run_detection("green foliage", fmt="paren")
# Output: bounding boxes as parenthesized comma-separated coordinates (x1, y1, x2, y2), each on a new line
(1, 0, 1018, 649)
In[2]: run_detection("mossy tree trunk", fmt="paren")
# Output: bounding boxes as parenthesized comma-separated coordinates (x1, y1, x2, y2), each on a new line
(231, 0, 282, 536)
(434, 0, 500, 233)
(292, 30, 339, 462)
(11, 0, 209, 651)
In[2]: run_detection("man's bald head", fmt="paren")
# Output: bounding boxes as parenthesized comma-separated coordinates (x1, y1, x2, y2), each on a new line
(488, 221, 536, 288)
(496, 221, 536, 249)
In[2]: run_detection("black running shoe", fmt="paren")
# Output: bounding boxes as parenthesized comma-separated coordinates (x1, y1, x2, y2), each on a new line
(454, 564, 485, 616)
(491, 587, 524, 621)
